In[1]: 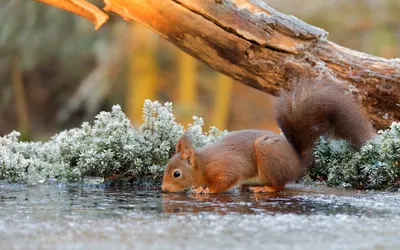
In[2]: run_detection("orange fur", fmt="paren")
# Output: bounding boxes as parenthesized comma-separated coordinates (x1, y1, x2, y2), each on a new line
(161, 78, 375, 193)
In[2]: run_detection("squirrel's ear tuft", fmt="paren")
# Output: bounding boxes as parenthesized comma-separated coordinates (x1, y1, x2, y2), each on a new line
(176, 130, 195, 162)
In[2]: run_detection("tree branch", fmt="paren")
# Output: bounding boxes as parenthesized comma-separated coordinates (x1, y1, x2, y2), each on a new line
(37, 0, 400, 129)
(35, 0, 108, 29)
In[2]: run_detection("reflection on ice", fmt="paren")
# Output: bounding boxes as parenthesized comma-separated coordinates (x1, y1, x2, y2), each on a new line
(1, 182, 399, 250)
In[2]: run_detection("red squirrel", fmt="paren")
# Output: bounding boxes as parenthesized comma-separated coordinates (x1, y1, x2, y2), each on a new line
(161, 78, 375, 194)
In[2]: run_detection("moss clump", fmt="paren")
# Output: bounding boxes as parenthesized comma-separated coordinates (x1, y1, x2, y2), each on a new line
(311, 122, 400, 190)
(1, 99, 399, 191)
(0, 101, 226, 184)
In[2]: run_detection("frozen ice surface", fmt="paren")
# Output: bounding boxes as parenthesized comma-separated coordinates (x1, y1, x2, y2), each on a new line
(0, 182, 399, 250)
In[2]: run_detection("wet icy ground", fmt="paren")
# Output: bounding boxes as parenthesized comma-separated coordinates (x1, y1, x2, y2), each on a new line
(1, 182, 399, 250)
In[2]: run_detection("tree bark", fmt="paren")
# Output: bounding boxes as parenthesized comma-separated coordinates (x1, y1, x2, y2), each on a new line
(36, 0, 108, 29)
(41, 0, 400, 129)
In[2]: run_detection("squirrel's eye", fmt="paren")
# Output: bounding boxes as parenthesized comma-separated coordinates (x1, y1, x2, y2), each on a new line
(173, 170, 181, 178)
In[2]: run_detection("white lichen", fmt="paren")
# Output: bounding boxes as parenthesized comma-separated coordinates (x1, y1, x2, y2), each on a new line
(1, 99, 398, 190)
(0, 101, 226, 185)
(312, 122, 400, 190)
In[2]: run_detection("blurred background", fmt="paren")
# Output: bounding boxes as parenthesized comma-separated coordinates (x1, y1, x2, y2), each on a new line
(0, 0, 400, 140)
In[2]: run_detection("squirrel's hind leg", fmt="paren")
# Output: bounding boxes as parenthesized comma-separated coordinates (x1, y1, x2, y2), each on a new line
(253, 135, 305, 193)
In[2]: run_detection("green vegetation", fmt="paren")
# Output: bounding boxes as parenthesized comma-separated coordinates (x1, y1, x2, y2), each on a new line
(1, 100, 399, 190)
(0, 101, 226, 185)
(312, 123, 400, 190)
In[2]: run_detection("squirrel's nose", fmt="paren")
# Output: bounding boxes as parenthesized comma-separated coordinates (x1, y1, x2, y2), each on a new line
(161, 185, 168, 193)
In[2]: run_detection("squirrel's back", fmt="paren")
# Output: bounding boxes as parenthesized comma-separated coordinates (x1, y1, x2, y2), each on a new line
(275, 78, 375, 164)
(199, 129, 275, 162)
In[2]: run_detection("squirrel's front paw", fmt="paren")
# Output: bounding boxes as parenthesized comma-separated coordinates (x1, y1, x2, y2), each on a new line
(192, 186, 206, 194)
(192, 186, 212, 194)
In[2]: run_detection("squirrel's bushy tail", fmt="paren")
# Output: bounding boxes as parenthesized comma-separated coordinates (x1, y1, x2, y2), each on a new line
(275, 78, 375, 164)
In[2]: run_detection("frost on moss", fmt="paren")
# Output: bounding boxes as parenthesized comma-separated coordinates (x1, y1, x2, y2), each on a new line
(0, 101, 226, 184)
(1, 100, 399, 190)
(311, 122, 400, 190)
